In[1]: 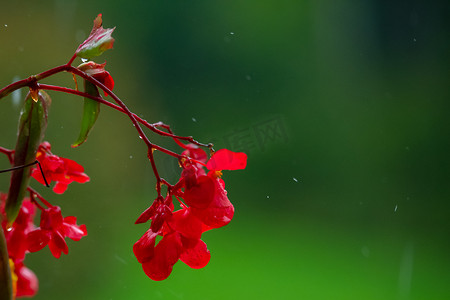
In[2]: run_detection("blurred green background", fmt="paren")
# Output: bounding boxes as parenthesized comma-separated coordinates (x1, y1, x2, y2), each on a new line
(1, 1, 450, 299)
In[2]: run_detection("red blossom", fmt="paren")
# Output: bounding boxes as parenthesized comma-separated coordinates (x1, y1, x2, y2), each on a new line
(13, 261, 38, 298)
(27, 206, 87, 258)
(31, 142, 90, 194)
(182, 149, 247, 228)
(2, 198, 36, 261)
(133, 148, 246, 280)
(134, 208, 210, 281)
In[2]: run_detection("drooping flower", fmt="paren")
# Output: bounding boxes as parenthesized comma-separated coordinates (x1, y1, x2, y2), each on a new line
(27, 206, 87, 258)
(76, 14, 115, 59)
(182, 149, 247, 228)
(134, 208, 210, 281)
(31, 142, 90, 194)
(134, 148, 246, 280)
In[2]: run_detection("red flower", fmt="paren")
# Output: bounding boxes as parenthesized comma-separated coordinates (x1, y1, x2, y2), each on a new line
(32, 142, 90, 194)
(77, 61, 114, 96)
(134, 148, 246, 280)
(134, 208, 210, 281)
(183, 149, 247, 228)
(13, 261, 38, 298)
(27, 206, 87, 258)
(2, 198, 36, 261)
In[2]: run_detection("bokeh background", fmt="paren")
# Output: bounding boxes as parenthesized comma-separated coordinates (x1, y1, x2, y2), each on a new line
(1, 1, 450, 299)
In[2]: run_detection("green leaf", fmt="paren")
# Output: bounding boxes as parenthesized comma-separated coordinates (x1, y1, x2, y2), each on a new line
(72, 80, 100, 148)
(5, 91, 51, 223)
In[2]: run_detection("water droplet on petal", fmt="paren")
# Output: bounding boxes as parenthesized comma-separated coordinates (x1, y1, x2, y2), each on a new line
(81, 58, 88, 63)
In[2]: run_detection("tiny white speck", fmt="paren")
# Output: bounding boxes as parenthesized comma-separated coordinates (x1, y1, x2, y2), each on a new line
(81, 58, 88, 63)
(230, 32, 234, 35)
(266, 195, 270, 199)
(4, 24, 7, 27)
(192, 117, 197, 122)
(129, 155, 133, 159)
(413, 38, 417, 42)
(394, 205, 398, 212)
(293, 177, 298, 182)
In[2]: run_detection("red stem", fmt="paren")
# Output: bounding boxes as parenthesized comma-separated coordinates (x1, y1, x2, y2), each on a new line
(27, 187, 53, 208)
(0, 61, 210, 196)
(38, 84, 207, 165)
(0, 147, 14, 165)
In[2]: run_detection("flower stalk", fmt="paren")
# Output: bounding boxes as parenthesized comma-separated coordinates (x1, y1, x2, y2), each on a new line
(0, 14, 247, 298)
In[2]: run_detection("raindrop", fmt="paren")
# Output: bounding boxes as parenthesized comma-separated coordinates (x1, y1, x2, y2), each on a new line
(394, 205, 398, 212)
(81, 58, 88, 63)
(230, 32, 234, 35)
(192, 117, 197, 122)
(4, 24, 7, 27)
(413, 38, 417, 42)
(293, 177, 298, 182)
(266, 195, 270, 199)
(129, 155, 133, 159)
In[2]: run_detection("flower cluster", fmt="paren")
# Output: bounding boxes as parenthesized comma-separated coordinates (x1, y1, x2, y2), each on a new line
(1, 142, 88, 298)
(133, 147, 247, 280)
(0, 14, 248, 299)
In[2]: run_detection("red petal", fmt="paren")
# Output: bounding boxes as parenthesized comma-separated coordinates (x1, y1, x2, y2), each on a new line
(190, 179, 234, 228)
(191, 205, 234, 229)
(206, 149, 247, 171)
(183, 175, 215, 209)
(49, 231, 68, 258)
(135, 205, 156, 224)
(15, 263, 39, 297)
(141, 232, 183, 281)
(133, 229, 158, 263)
(181, 145, 208, 164)
(27, 229, 51, 252)
(180, 239, 211, 269)
(53, 182, 68, 194)
(62, 217, 88, 241)
(168, 209, 204, 240)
